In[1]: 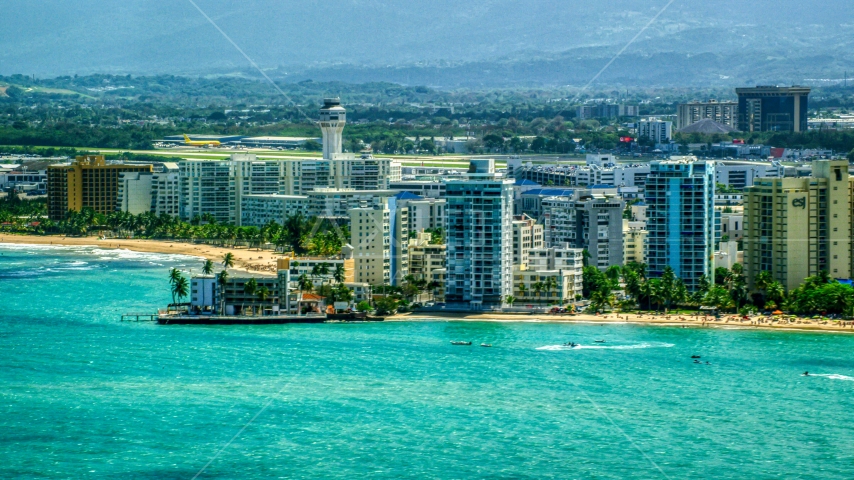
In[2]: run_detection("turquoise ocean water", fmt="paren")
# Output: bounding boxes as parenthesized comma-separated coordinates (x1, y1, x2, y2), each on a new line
(2, 243, 854, 479)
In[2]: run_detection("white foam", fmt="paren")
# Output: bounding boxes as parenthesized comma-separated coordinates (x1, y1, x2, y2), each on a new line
(536, 342, 675, 351)
(811, 374, 854, 381)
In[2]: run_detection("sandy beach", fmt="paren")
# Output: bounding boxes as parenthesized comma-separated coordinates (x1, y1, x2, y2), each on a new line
(0, 234, 282, 276)
(3, 233, 854, 334)
(388, 311, 854, 334)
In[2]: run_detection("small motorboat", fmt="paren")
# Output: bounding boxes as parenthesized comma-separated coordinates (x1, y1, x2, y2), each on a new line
(691, 355, 701, 359)
(480, 343, 492, 347)
(594, 340, 605, 343)
(451, 341, 472, 346)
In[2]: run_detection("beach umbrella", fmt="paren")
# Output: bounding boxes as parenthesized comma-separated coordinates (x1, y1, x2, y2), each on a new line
(772, 310, 783, 315)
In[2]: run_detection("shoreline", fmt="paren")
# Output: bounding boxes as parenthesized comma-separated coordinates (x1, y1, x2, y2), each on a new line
(388, 312, 854, 334)
(3, 234, 853, 334)
(0, 234, 280, 276)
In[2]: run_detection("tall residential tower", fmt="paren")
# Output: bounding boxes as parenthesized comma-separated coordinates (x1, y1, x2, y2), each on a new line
(645, 158, 717, 290)
(444, 160, 514, 310)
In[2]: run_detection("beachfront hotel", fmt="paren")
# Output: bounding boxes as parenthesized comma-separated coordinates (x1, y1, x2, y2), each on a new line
(645, 157, 717, 290)
(47, 155, 153, 220)
(743, 160, 854, 291)
(444, 159, 515, 310)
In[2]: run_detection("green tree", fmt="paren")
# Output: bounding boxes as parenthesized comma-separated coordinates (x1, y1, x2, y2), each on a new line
(298, 273, 313, 294)
(222, 252, 235, 270)
(202, 259, 214, 275)
(169, 268, 182, 288)
(374, 296, 399, 316)
(217, 270, 229, 314)
(334, 263, 346, 284)
(243, 278, 257, 315)
(505, 295, 516, 307)
(172, 275, 189, 306)
(256, 286, 270, 315)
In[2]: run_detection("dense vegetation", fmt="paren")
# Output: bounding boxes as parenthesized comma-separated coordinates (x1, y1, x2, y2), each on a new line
(3, 74, 853, 155)
(583, 263, 854, 317)
(0, 207, 349, 257)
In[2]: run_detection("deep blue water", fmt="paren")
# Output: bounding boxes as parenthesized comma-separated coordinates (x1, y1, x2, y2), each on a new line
(2, 243, 854, 479)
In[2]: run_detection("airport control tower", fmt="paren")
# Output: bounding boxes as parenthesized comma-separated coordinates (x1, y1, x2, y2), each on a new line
(319, 98, 346, 159)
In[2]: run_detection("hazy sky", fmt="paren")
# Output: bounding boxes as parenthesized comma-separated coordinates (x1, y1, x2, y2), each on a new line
(1, 0, 852, 77)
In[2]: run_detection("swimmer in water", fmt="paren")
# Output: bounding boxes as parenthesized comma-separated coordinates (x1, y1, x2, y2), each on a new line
(803, 371, 809, 376)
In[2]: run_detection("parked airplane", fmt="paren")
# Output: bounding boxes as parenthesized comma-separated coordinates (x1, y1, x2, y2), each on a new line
(183, 134, 221, 147)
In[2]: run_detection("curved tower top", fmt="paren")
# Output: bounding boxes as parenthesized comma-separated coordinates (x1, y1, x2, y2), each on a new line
(319, 98, 345, 159)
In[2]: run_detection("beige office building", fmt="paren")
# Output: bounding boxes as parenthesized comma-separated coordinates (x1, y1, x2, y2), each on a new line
(350, 206, 391, 285)
(744, 160, 854, 290)
(408, 232, 447, 282)
(512, 214, 544, 268)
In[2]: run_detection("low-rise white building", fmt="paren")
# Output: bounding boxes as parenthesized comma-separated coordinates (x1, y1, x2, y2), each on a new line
(513, 245, 584, 305)
(714, 241, 742, 270)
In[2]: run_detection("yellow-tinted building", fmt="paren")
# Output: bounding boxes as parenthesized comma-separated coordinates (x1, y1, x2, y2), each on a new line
(47, 156, 152, 220)
(744, 160, 854, 290)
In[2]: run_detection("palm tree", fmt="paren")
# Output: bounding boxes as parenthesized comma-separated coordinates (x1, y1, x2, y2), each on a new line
(533, 282, 544, 301)
(755, 271, 772, 291)
(172, 275, 189, 307)
(298, 274, 313, 294)
(217, 270, 229, 314)
(310, 264, 321, 285)
(590, 287, 614, 313)
(317, 262, 331, 287)
(256, 286, 270, 315)
(506, 295, 516, 307)
(196, 260, 214, 310)
(766, 281, 785, 309)
(297, 273, 313, 314)
(545, 277, 558, 301)
(243, 278, 258, 315)
(222, 252, 235, 270)
(333, 263, 346, 284)
(519, 283, 528, 300)
(168, 268, 183, 306)
(169, 268, 182, 287)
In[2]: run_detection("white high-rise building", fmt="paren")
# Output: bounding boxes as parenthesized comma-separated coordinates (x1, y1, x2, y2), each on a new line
(638, 119, 673, 144)
(151, 167, 180, 217)
(444, 159, 514, 310)
(117, 171, 153, 215)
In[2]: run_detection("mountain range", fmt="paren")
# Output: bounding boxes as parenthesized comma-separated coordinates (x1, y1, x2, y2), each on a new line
(2, 0, 853, 88)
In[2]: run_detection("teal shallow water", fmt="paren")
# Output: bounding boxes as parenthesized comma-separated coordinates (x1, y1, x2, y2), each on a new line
(2, 244, 854, 479)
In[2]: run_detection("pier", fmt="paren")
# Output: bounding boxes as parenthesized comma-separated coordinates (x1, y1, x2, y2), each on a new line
(156, 313, 327, 325)
(121, 313, 158, 322)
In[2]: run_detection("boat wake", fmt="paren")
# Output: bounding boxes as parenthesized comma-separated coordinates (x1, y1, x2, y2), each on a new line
(536, 342, 674, 351)
(811, 374, 854, 381)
